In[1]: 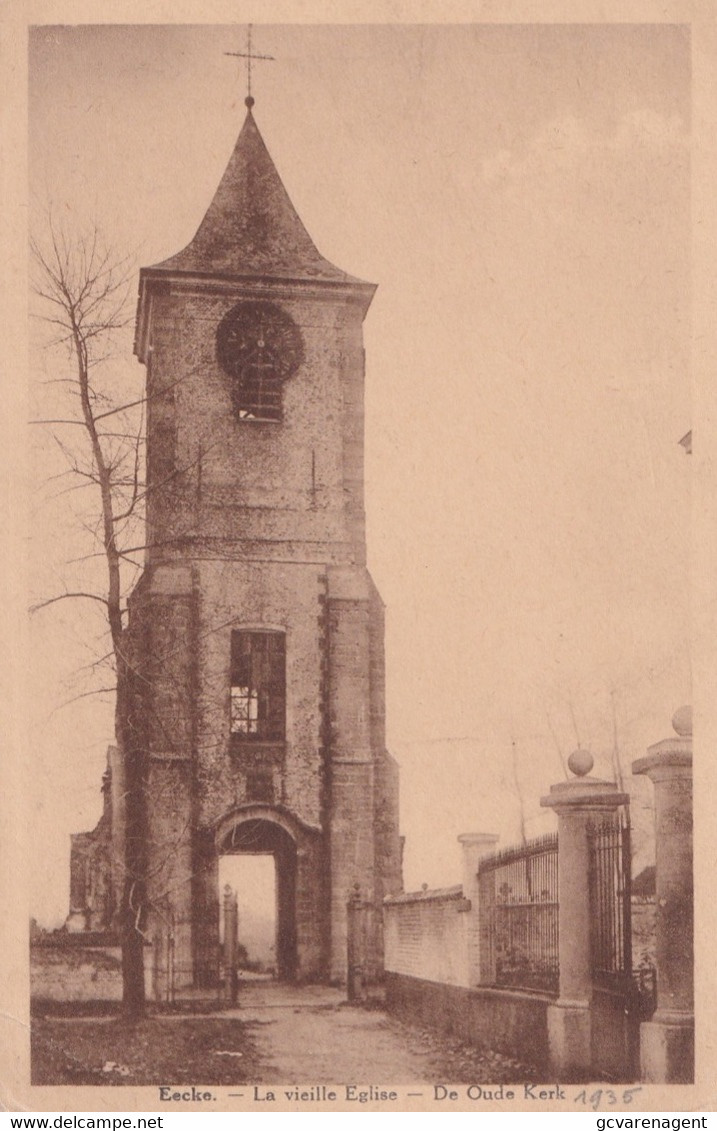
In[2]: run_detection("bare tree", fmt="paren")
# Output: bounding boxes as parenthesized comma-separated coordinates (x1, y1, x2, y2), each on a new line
(30, 219, 148, 1015)
(609, 687, 625, 792)
(508, 732, 528, 847)
(545, 710, 569, 781)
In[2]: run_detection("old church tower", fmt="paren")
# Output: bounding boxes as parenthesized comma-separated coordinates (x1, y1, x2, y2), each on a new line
(111, 95, 402, 991)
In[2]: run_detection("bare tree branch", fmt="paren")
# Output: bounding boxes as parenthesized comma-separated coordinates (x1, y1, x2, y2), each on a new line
(30, 592, 109, 614)
(48, 686, 118, 715)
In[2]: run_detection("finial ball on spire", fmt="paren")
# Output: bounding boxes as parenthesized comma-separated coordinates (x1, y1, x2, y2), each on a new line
(225, 25, 274, 107)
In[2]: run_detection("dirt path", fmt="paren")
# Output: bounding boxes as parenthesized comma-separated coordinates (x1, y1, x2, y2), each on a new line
(31, 981, 539, 1086)
(218, 981, 533, 1086)
(221, 983, 425, 1084)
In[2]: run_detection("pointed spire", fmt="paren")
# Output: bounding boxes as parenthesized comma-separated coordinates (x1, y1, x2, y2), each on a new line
(149, 109, 364, 285)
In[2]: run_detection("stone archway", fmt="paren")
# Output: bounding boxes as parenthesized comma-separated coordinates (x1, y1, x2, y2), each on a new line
(214, 804, 329, 982)
(187, 805, 325, 987)
(216, 813, 298, 981)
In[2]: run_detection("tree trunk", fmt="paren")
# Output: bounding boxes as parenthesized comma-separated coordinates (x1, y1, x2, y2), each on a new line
(116, 646, 148, 1017)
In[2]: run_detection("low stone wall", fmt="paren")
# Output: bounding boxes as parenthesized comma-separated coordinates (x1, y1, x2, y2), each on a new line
(385, 971, 552, 1072)
(31, 941, 153, 1003)
(383, 886, 471, 987)
(31, 943, 124, 1002)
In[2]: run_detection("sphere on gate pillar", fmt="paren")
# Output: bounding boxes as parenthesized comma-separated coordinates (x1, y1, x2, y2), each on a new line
(672, 705, 692, 737)
(567, 748, 594, 778)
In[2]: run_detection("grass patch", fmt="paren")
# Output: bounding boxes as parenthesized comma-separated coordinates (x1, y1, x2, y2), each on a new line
(31, 1015, 262, 1086)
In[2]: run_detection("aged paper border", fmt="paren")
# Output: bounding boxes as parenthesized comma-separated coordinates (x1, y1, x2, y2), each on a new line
(2, 0, 716, 1114)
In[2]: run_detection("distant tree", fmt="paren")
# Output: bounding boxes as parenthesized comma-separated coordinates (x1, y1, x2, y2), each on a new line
(546, 710, 569, 780)
(509, 732, 528, 847)
(609, 687, 625, 792)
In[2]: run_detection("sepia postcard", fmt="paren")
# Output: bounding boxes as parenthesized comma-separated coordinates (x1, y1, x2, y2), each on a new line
(2, 0, 717, 1115)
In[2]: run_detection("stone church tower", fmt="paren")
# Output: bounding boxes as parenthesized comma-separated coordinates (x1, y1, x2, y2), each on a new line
(121, 98, 402, 990)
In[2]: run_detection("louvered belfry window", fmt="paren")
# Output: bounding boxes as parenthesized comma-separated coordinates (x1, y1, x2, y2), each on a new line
(216, 301, 304, 423)
(230, 631, 286, 742)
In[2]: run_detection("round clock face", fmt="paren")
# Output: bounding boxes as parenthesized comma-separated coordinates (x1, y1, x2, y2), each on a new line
(216, 301, 304, 421)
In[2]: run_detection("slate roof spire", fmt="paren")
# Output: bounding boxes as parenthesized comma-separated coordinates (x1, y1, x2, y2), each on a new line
(148, 106, 363, 285)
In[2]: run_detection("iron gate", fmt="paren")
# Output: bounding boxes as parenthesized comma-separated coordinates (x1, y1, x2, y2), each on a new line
(588, 809, 640, 1079)
(588, 811, 632, 986)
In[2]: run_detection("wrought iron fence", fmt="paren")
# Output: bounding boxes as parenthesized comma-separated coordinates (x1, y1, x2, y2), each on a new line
(478, 833, 559, 994)
(588, 810, 632, 988)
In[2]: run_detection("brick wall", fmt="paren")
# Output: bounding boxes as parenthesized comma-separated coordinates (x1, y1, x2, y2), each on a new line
(384, 886, 471, 987)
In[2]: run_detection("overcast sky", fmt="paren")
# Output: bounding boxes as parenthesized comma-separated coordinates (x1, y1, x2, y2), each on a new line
(28, 23, 691, 924)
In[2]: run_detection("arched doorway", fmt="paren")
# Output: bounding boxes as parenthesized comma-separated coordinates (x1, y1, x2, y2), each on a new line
(216, 814, 298, 981)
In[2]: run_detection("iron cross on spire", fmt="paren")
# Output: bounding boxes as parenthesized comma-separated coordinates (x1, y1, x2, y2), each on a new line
(224, 25, 275, 109)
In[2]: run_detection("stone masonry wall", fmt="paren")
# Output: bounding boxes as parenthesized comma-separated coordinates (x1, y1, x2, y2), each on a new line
(121, 260, 398, 987)
(144, 286, 369, 566)
(193, 560, 327, 831)
(369, 580, 402, 904)
(385, 973, 552, 1072)
(31, 945, 152, 1003)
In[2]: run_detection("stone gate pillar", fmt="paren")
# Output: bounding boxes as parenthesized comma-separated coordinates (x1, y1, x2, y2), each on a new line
(632, 706, 693, 1083)
(541, 750, 628, 1079)
(346, 883, 366, 1002)
(222, 885, 238, 1004)
(458, 833, 499, 986)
